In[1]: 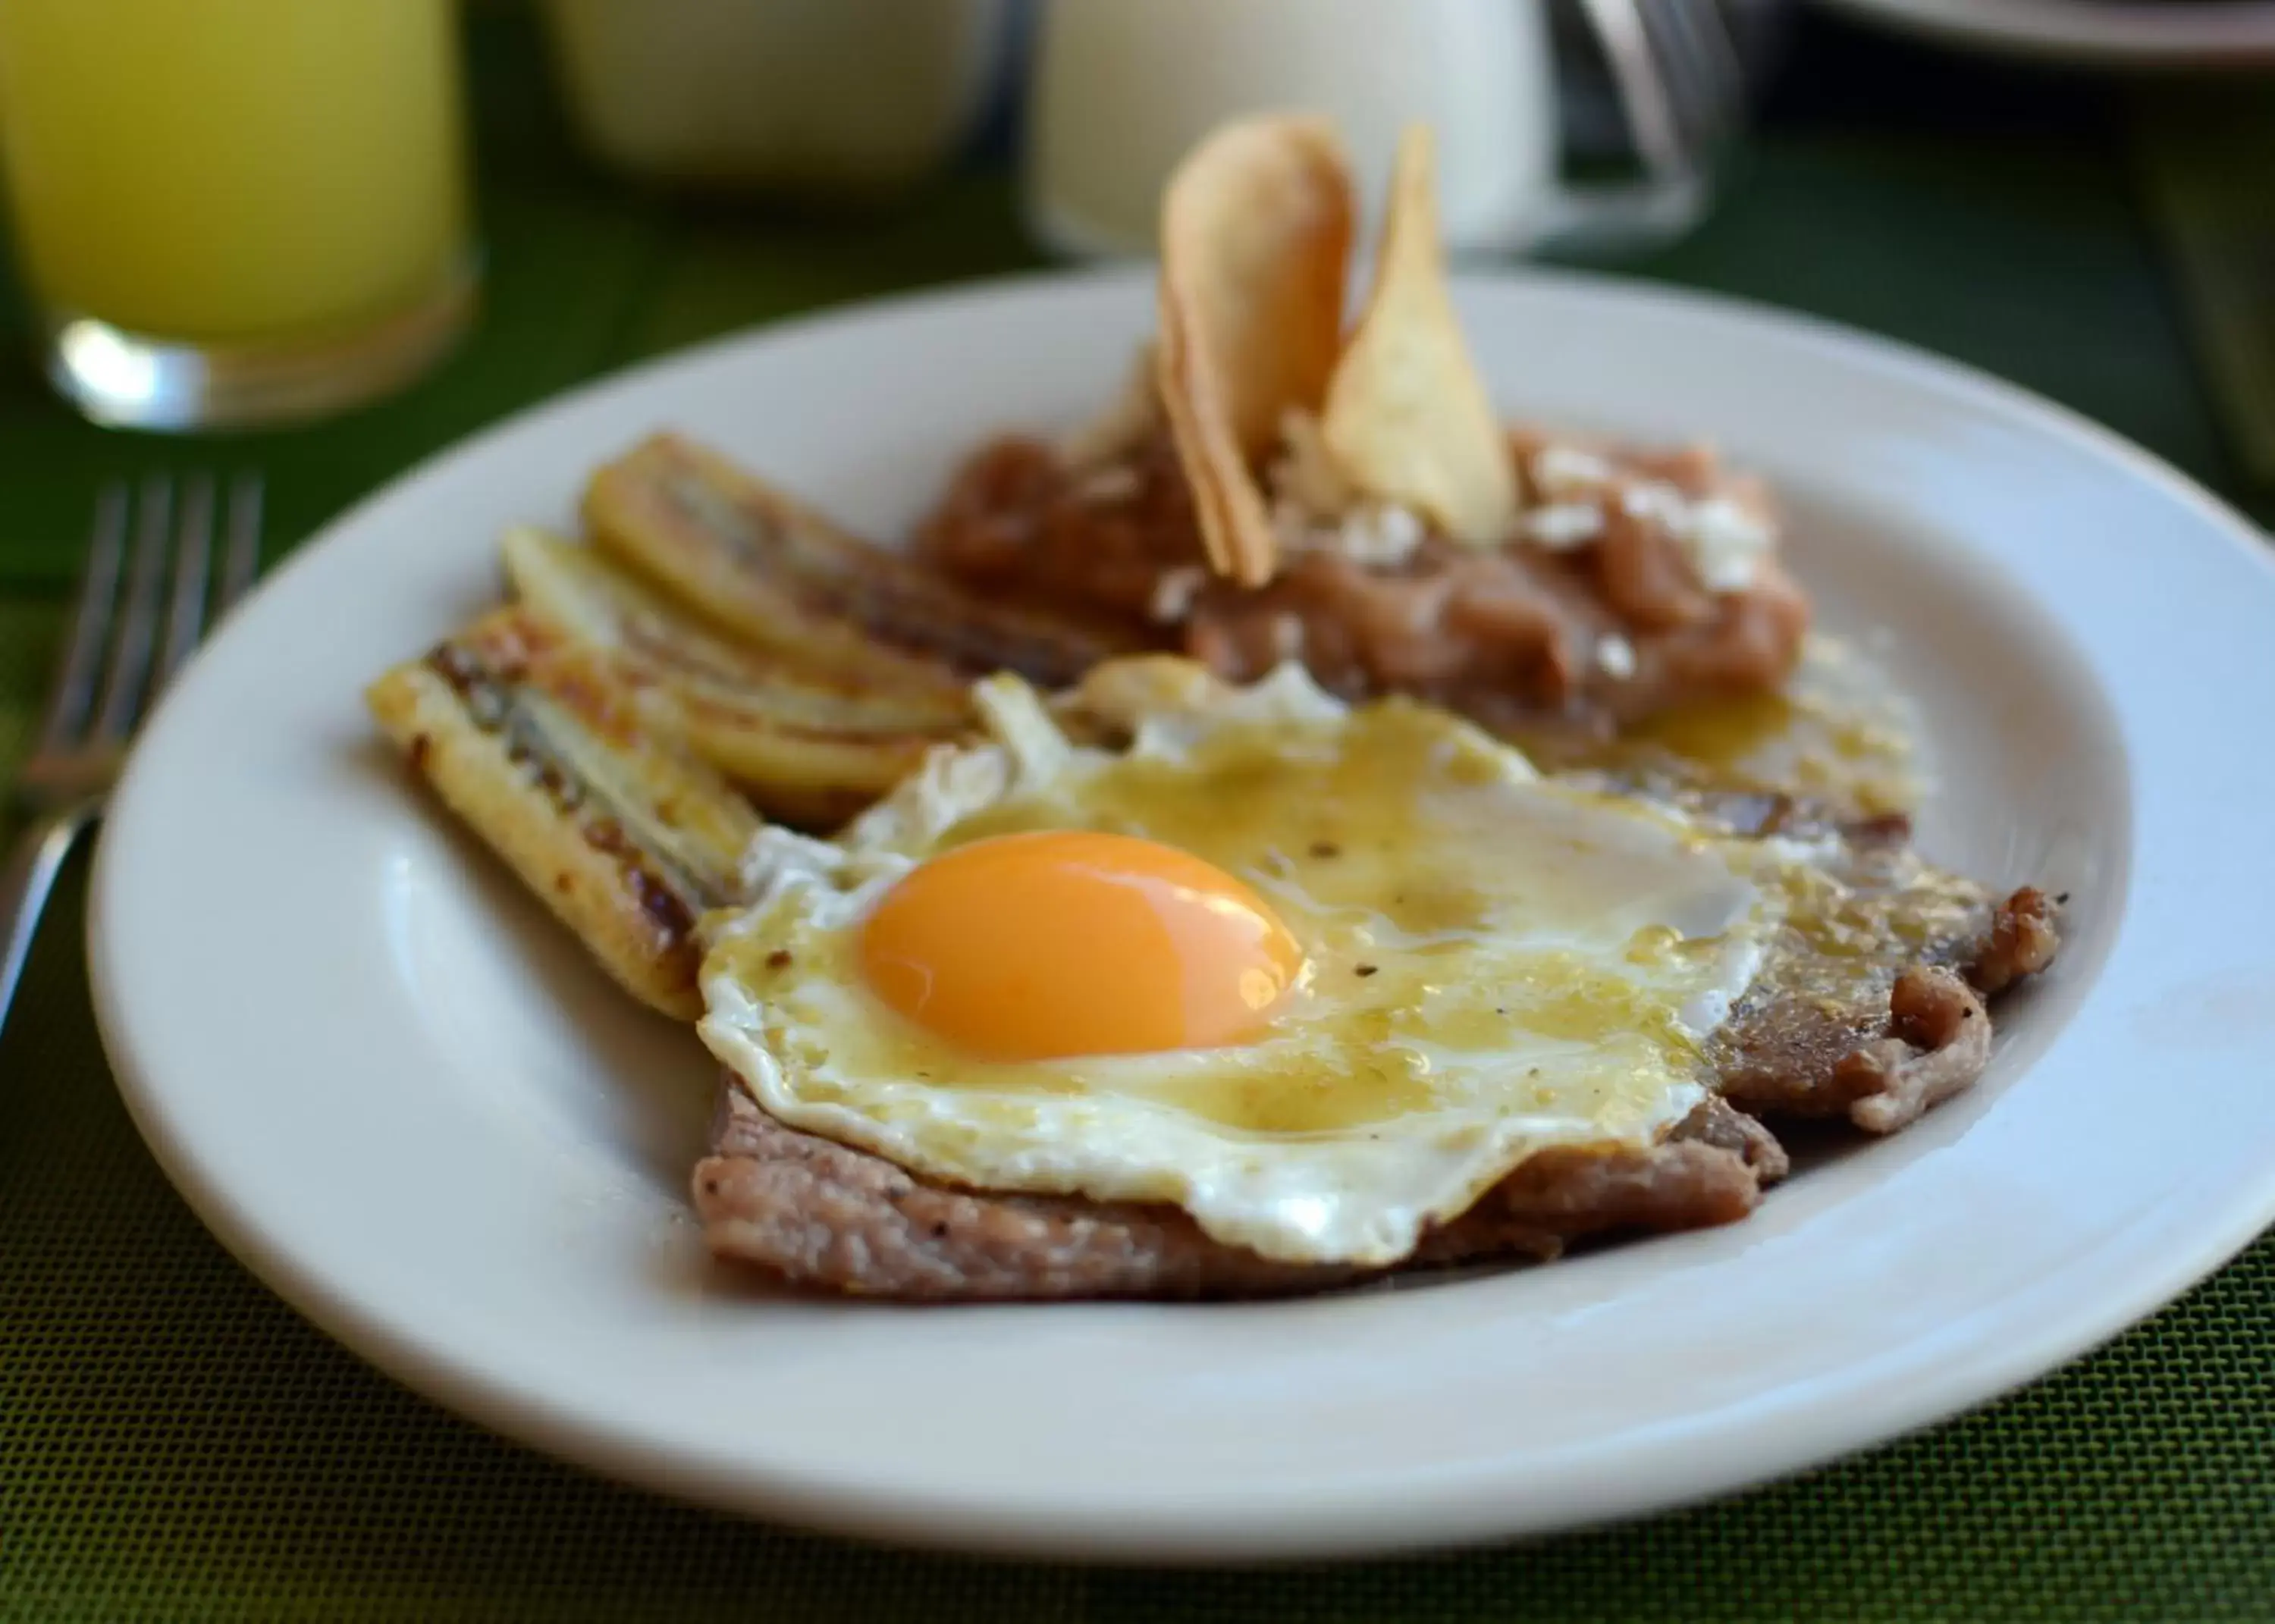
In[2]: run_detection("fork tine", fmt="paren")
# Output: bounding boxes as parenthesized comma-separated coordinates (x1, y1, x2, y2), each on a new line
(155, 474, 215, 687)
(34, 484, 128, 754)
(218, 473, 263, 615)
(91, 475, 174, 744)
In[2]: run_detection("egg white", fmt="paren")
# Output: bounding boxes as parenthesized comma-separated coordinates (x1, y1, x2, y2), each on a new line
(698, 662, 1822, 1268)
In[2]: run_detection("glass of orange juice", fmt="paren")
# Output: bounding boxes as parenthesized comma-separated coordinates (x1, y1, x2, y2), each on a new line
(0, 0, 475, 431)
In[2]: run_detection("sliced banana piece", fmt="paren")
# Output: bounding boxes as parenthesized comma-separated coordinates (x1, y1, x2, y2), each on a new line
(582, 435, 1134, 690)
(366, 608, 761, 1020)
(504, 525, 971, 823)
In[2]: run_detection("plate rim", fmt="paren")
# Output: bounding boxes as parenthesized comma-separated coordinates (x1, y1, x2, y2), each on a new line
(86, 263, 2275, 1561)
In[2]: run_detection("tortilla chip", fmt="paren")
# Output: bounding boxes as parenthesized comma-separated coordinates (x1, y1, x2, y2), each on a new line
(1320, 126, 1519, 548)
(1156, 115, 1354, 586)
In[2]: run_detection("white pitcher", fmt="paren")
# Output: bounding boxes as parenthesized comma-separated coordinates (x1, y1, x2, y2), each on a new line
(1025, 0, 1706, 258)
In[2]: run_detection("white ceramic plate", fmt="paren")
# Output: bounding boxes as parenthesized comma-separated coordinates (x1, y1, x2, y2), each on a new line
(90, 269, 2275, 1562)
(1814, 0, 2275, 64)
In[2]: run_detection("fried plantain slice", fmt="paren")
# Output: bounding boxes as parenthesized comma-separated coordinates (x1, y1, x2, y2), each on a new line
(366, 608, 761, 1020)
(502, 525, 971, 823)
(1320, 125, 1519, 548)
(1156, 114, 1354, 588)
(582, 435, 1135, 689)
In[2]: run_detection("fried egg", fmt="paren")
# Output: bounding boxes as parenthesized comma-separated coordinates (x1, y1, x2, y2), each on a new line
(698, 662, 1822, 1267)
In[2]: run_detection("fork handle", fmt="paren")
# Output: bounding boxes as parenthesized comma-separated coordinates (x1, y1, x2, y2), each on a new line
(0, 801, 100, 1036)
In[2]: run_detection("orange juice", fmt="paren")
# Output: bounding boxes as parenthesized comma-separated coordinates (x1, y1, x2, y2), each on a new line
(0, 0, 469, 342)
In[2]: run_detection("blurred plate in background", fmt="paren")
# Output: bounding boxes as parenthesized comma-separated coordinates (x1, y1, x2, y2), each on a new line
(1815, 0, 2275, 65)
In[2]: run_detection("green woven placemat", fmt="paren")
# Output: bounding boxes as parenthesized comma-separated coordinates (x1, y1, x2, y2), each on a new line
(3, 13, 2272, 1620)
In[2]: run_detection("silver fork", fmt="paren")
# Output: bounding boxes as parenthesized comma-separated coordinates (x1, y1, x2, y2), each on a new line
(0, 475, 265, 1033)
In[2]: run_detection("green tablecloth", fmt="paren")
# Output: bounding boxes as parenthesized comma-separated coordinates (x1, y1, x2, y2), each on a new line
(4, 14, 2271, 1621)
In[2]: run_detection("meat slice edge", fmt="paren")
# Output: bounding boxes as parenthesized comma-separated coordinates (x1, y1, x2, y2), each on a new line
(1716, 886, 2060, 1127)
(693, 1091, 1778, 1303)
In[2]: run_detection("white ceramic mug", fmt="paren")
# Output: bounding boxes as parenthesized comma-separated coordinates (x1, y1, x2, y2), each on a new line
(1025, 0, 1703, 259)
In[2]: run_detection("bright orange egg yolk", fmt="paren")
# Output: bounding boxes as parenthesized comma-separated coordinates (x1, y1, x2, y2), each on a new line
(858, 830, 1304, 1061)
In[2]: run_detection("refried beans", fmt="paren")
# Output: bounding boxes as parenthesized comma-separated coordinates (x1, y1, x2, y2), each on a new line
(914, 425, 1809, 734)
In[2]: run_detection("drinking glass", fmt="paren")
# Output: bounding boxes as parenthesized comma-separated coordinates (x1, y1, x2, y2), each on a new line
(0, 0, 477, 431)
